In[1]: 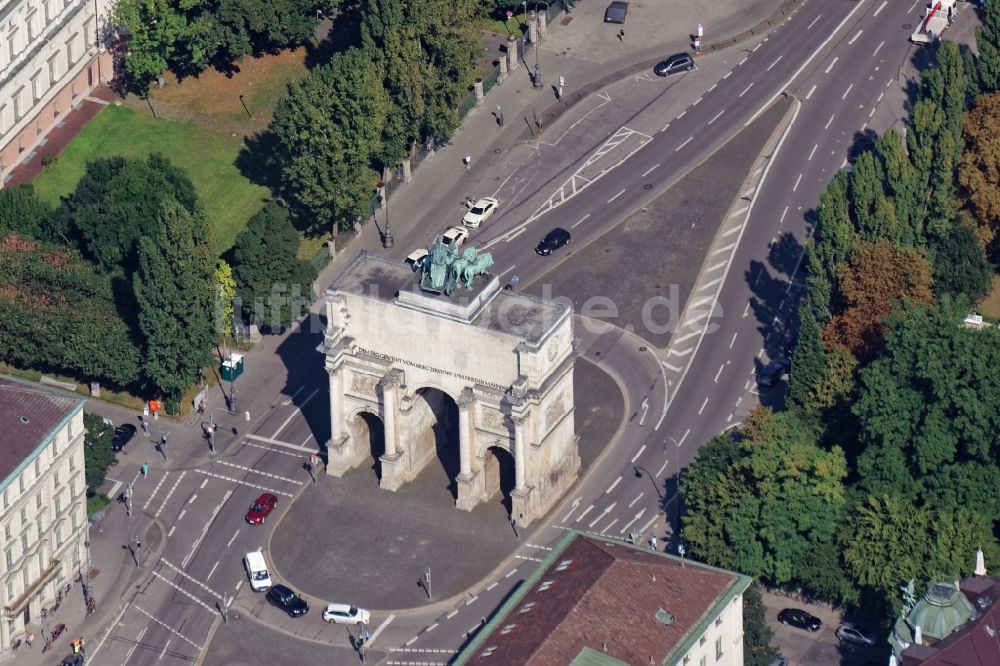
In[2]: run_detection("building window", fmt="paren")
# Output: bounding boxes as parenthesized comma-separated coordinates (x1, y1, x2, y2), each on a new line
(3, 524, 9, 541)
(55, 527, 62, 548)
(54, 471, 60, 488)
(36, 494, 42, 510)
(37, 551, 43, 574)
(21, 534, 28, 553)
(34, 458, 41, 478)
(71, 512, 77, 531)
(715, 618, 722, 627)
(20, 508, 27, 526)
(26, 10, 38, 41)
(700, 657, 706, 666)
(8, 29, 19, 62)
(70, 479, 77, 498)
(716, 637, 723, 660)
(18, 474, 24, 495)
(2, 490, 7, 510)
(55, 496, 61, 515)
(69, 454, 75, 472)
(5, 550, 11, 568)
(43, 0, 53, 21)
(5, 580, 12, 599)
(699, 636, 706, 647)
(37, 523, 43, 542)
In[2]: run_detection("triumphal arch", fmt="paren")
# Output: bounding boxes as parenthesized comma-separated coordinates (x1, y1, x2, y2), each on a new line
(318, 247, 579, 526)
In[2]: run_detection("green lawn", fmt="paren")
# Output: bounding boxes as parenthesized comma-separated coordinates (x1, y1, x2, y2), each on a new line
(32, 104, 270, 255)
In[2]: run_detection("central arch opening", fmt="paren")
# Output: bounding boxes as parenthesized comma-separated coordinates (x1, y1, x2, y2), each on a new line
(485, 445, 516, 514)
(351, 411, 385, 481)
(410, 387, 460, 500)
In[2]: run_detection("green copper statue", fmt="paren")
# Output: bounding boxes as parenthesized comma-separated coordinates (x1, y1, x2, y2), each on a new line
(419, 237, 494, 295)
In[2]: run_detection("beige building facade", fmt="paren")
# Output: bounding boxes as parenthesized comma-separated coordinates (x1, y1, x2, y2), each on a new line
(0, 379, 89, 653)
(0, 0, 114, 185)
(320, 252, 580, 526)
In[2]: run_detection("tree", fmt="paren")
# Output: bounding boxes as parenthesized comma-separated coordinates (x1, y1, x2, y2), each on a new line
(133, 201, 215, 406)
(49, 154, 199, 274)
(932, 222, 992, 302)
(959, 90, 1000, 249)
(823, 240, 934, 360)
(84, 412, 116, 495)
(743, 586, 780, 666)
(230, 202, 317, 329)
(875, 129, 922, 245)
(977, 0, 1000, 93)
(812, 172, 855, 288)
(215, 259, 237, 338)
(850, 150, 896, 242)
(113, 0, 193, 90)
(0, 184, 51, 239)
(786, 295, 826, 414)
(270, 48, 389, 232)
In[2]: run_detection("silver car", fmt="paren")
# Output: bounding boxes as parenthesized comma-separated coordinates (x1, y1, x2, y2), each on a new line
(836, 622, 876, 646)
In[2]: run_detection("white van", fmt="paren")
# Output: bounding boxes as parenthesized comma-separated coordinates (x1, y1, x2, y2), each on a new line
(243, 549, 271, 591)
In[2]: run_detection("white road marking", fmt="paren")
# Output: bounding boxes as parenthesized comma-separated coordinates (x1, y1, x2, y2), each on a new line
(561, 497, 581, 523)
(589, 502, 615, 528)
(842, 83, 853, 100)
(874, 0, 887, 16)
(641, 514, 659, 533)
(607, 188, 627, 203)
(571, 214, 590, 229)
(825, 113, 835, 130)
(504, 227, 525, 242)
(766, 55, 783, 71)
(642, 163, 660, 177)
(730, 332, 738, 349)
(425, 623, 439, 632)
(712, 241, 737, 255)
(714, 364, 724, 383)
(847, 29, 862, 45)
(752, 43, 762, 52)
(575, 504, 594, 522)
(195, 469, 295, 497)
(134, 605, 202, 649)
(707, 83, 717, 92)
(679, 428, 690, 447)
(692, 96, 702, 106)
(628, 492, 644, 508)
(206, 561, 219, 581)
(177, 509, 186, 521)
(151, 571, 216, 614)
(216, 460, 303, 485)
(908, 0, 919, 11)
(154, 471, 186, 519)
(159, 638, 171, 660)
(698, 397, 709, 415)
(808, 144, 818, 161)
(656, 458, 669, 477)
(739, 82, 754, 97)
(631, 444, 646, 463)
(707, 110, 725, 125)
(485, 582, 499, 591)
(369, 614, 395, 646)
(793, 174, 802, 192)
(805, 84, 817, 100)
(620, 508, 646, 533)
(143, 472, 170, 512)
(167, 526, 176, 538)
(601, 518, 619, 534)
(873, 40, 885, 57)
(743, 302, 751, 318)
(780, 206, 789, 223)
(447, 609, 460, 619)
(676, 110, 687, 119)
(738, 57, 748, 66)
(161, 558, 223, 600)
(729, 205, 749, 218)
(825, 56, 838, 74)
(723, 70, 732, 79)
(606, 476, 622, 494)
(504, 569, 518, 579)
(271, 386, 319, 439)
(675, 136, 693, 152)
(497, 264, 516, 278)
(226, 529, 239, 548)
(245, 433, 314, 453)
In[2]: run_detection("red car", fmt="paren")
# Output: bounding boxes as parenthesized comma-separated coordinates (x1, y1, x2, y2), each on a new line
(245, 493, 277, 525)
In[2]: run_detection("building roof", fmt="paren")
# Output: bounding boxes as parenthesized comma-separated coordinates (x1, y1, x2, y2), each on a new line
(0, 377, 83, 489)
(455, 532, 751, 665)
(900, 575, 1000, 666)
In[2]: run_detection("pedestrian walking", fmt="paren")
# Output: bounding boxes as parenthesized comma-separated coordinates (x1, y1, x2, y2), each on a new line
(648, 536, 658, 551)
(618, 28, 624, 42)
(26, 633, 33, 648)
(510, 275, 520, 291)
(463, 154, 472, 169)
(141, 462, 149, 478)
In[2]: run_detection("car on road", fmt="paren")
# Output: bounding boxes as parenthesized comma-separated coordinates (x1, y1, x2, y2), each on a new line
(442, 226, 470, 247)
(267, 584, 309, 617)
(323, 603, 371, 625)
(757, 357, 791, 387)
(463, 197, 499, 228)
(112, 424, 137, 452)
(60, 655, 85, 666)
(535, 228, 572, 256)
(604, 1, 628, 23)
(777, 608, 822, 632)
(836, 622, 876, 646)
(245, 493, 278, 525)
(405, 249, 428, 272)
(654, 53, 694, 76)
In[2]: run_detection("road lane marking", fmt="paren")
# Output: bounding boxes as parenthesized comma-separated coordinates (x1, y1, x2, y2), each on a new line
(159, 638, 171, 661)
(752, 43, 762, 52)
(793, 174, 802, 192)
(692, 96, 702, 106)
(144, 472, 170, 512)
(743, 302, 751, 318)
(873, 40, 885, 57)
(661, 360, 682, 372)
(206, 561, 219, 581)
(780, 206, 789, 223)
(808, 144, 818, 161)
(729, 205, 749, 218)
(601, 518, 619, 534)
(707, 110, 725, 125)
(607, 188, 627, 203)
(405, 637, 418, 647)
(589, 502, 616, 528)
(631, 445, 646, 463)
(161, 558, 223, 600)
(485, 582, 499, 591)
(135, 605, 202, 649)
(641, 515, 659, 533)
(606, 476, 622, 493)
(154, 471, 186, 519)
(723, 70, 732, 79)
(675, 136, 693, 152)
(571, 214, 591, 229)
(178, 509, 186, 521)
(656, 458, 669, 477)
(825, 113, 835, 130)
(226, 529, 239, 548)
(806, 14, 822, 30)
(712, 241, 737, 255)
(679, 428, 690, 447)
(847, 29, 862, 45)
(714, 364, 725, 383)
(739, 82, 754, 97)
(707, 83, 717, 92)
(272, 386, 319, 439)
(245, 433, 314, 453)
(676, 110, 686, 119)
(465, 595, 478, 605)
(195, 469, 295, 497)
(215, 460, 303, 485)
(504, 227, 525, 242)
(575, 504, 594, 522)
(730, 332, 738, 349)
(908, 0, 919, 10)
(642, 163, 660, 177)
(151, 571, 216, 614)
(504, 569, 518, 579)
(825, 56, 838, 74)
(874, 0, 887, 16)
(805, 84, 817, 100)
(842, 83, 853, 100)
(629, 492, 644, 508)
(369, 614, 395, 647)
(167, 526, 176, 537)
(738, 57, 748, 66)
(200, 478, 208, 489)
(425, 623, 439, 632)
(698, 397, 709, 415)
(447, 609, 461, 619)
(661, 122, 671, 132)
(766, 55, 782, 71)
(620, 508, 646, 533)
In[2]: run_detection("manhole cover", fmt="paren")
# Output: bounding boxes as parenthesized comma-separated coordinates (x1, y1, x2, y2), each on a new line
(494, 148, 502, 154)
(639, 346, 647, 352)
(903, 23, 911, 29)
(644, 183, 653, 190)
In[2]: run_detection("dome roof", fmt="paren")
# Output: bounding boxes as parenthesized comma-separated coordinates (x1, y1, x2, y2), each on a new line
(907, 582, 976, 641)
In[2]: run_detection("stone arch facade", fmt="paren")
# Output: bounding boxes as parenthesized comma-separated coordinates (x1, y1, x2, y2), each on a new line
(320, 252, 581, 526)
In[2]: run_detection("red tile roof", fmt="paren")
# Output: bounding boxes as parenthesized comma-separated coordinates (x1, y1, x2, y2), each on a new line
(0, 378, 82, 487)
(460, 534, 746, 665)
(901, 576, 1000, 666)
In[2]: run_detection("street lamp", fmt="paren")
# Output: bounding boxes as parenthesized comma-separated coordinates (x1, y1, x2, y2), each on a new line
(206, 408, 250, 455)
(633, 465, 664, 501)
(380, 186, 393, 249)
(532, 3, 549, 89)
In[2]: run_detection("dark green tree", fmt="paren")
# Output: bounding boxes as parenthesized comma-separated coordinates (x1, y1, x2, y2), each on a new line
(133, 201, 215, 406)
(875, 129, 922, 245)
(231, 202, 317, 329)
(0, 185, 51, 239)
(812, 172, 855, 288)
(932, 222, 992, 301)
(84, 412, 116, 495)
(743, 586, 780, 666)
(850, 150, 896, 242)
(787, 295, 826, 414)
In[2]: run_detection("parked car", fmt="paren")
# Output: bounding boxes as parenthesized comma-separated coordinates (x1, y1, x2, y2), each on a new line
(245, 493, 278, 525)
(777, 608, 822, 632)
(535, 228, 572, 256)
(604, 1, 628, 23)
(323, 603, 371, 625)
(654, 53, 694, 76)
(837, 622, 876, 646)
(112, 424, 137, 452)
(463, 197, 499, 228)
(60, 655, 85, 666)
(405, 249, 428, 272)
(267, 584, 309, 617)
(757, 357, 791, 387)
(442, 226, 470, 247)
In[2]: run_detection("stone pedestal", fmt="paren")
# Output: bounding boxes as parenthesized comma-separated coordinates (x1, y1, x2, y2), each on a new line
(325, 435, 356, 477)
(379, 452, 405, 491)
(511, 486, 536, 528)
(499, 56, 508, 79)
(401, 158, 412, 183)
(528, 11, 539, 44)
(455, 472, 481, 511)
(538, 12, 547, 38)
(507, 35, 519, 71)
(474, 80, 484, 105)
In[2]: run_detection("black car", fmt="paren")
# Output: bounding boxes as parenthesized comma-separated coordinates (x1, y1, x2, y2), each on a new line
(757, 357, 791, 387)
(603, 1, 628, 24)
(654, 53, 694, 76)
(60, 655, 85, 666)
(267, 584, 309, 617)
(778, 608, 822, 632)
(112, 424, 138, 452)
(535, 228, 572, 256)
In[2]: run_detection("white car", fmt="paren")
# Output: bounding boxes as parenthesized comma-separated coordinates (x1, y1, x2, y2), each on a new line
(405, 249, 428, 271)
(462, 197, 499, 228)
(323, 603, 371, 624)
(442, 226, 470, 247)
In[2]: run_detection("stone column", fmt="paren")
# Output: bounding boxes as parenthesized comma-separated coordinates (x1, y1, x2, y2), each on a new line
(507, 34, 519, 71)
(512, 415, 527, 492)
(379, 370, 406, 491)
(327, 367, 344, 444)
(474, 80, 484, 105)
(380, 372, 401, 457)
(401, 158, 412, 183)
(528, 11, 539, 44)
(499, 56, 508, 79)
(538, 11, 547, 39)
(455, 388, 480, 511)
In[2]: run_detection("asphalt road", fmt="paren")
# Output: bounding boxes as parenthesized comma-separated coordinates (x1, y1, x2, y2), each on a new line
(82, 0, 936, 663)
